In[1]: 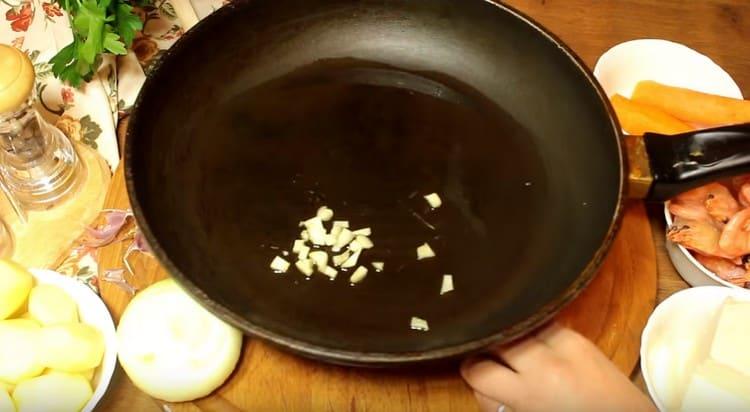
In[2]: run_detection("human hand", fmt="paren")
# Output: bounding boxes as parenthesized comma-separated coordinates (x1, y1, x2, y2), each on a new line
(461, 323, 656, 412)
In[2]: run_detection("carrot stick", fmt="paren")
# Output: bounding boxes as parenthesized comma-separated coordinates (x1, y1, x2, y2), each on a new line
(632, 80, 750, 126)
(610, 94, 693, 135)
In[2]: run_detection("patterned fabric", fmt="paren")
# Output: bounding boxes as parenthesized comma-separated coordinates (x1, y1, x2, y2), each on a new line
(1, 0, 120, 169)
(0, 0, 223, 288)
(0, 0, 223, 172)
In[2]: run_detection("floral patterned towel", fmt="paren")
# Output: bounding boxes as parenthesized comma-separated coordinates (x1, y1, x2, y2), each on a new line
(0, 0, 222, 171)
(16, 0, 223, 290)
(1, 0, 120, 169)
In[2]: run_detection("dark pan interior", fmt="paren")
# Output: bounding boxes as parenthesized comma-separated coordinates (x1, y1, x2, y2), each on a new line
(126, 0, 622, 363)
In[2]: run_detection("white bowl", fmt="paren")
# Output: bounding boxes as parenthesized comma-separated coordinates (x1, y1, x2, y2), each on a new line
(29, 269, 117, 412)
(593, 39, 745, 289)
(640, 286, 750, 411)
(593, 38, 742, 100)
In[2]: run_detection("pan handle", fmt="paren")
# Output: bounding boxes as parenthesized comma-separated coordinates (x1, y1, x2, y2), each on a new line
(625, 123, 750, 201)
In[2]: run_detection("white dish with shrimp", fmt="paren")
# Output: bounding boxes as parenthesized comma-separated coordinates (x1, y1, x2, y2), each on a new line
(593, 39, 749, 289)
(665, 179, 750, 289)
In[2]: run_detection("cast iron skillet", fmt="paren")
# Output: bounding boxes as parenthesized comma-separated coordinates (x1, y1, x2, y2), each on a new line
(125, 0, 750, 366)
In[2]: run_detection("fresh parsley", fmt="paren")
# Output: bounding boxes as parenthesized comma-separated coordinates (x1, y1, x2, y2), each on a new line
(50, 0, 148, 86)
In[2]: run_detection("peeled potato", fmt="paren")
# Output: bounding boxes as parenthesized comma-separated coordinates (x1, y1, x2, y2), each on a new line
(79, 369, 95, 382)
(0, 319, 43, 384)
(44, 368, 95, 382)
(38, 323, 104, 373)
(0, 388, 13, 412)
(117, 279, 242, 402)
(12, 372, 91, 412)
(0, 260, 33, 320)
(28, 284, 78, 326)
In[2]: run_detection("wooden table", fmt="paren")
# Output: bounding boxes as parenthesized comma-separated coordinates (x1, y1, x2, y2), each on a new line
(95, 0, 750, 410)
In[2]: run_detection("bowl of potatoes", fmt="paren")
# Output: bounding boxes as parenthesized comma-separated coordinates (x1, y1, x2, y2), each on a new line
(0, 260, 117, 412)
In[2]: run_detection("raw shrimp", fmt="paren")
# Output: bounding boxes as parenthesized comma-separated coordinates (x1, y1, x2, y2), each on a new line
(669, 183, 739, 225)
(731, 175, 750, 207)
(668, 217, 730, 258)
(694, 254, 749, 287)
(719, 208, 750, 258)
(703, 183, 740, 224)
(739, 184, 750, 207)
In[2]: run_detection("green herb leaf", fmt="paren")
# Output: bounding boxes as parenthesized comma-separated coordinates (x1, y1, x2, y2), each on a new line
(103, 28, 127, 55)
(115, 2, 142, 46)
(51, 0, 152, 86)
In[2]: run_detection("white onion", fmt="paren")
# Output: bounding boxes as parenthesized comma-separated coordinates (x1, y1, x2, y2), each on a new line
(117, 279, 242, 403)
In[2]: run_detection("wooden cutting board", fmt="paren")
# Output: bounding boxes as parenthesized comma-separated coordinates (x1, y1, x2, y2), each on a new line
(95, 161, 656, 412)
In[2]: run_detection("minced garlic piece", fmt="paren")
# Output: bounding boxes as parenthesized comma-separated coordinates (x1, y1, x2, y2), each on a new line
(270, 256, 290, 273)
(440, 274, 454, 295)
(424, 193, 442, 209)
(417, 243, 435, 260)
(349, 266, 368, 284)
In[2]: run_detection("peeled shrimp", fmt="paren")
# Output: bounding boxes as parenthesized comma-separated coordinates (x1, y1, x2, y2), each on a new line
(719, 208, 750, 258)
(668, 217, 731, 258)
(669, 183, 739, 225)
(694, 254, 749, 287)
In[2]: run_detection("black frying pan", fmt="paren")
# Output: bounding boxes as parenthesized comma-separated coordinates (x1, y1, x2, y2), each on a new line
(125, 0, 750, 366)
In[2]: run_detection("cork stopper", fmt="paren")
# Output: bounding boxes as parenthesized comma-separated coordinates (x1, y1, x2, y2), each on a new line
(0, 44, 35, 113)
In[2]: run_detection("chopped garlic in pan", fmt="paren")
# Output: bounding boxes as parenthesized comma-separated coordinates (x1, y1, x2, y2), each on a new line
(295, 259, 314, 277)
(269, 256, 290, 273)
(341, 250, 361, 269)
(440, 274, 454, 295)
(303, 217, 327, 246)
(316, 206, 334, 221)
(355, 235, 373, 249)
(350, 266, 368, 284)
(332, 251, 350, 267)
(352, 228, 371, 236)
(322, 266, 338, 280)
(424, 193, 442, 209)
(309, 251, 328, 270)
(417, 243, 435, 260)
(270, 197, 451, 333)
(411, 317, 429, 332)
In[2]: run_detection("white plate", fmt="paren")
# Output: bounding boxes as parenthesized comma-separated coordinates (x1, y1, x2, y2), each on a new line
(593, 39, 745, 289)
(593, 38, 742, 100)
(640, 286, 750, 411)
(29, 269, 117, 412)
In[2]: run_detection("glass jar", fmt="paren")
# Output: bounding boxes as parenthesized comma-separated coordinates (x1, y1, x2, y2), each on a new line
(0, 93, 83, 210)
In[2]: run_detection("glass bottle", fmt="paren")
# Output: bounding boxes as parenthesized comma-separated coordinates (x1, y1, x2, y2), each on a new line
(0, 44, 83, 210)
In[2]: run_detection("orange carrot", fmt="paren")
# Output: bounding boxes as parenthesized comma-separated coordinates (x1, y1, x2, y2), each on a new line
(610, 94, 693, 135)
(632, 80, 750, 126)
